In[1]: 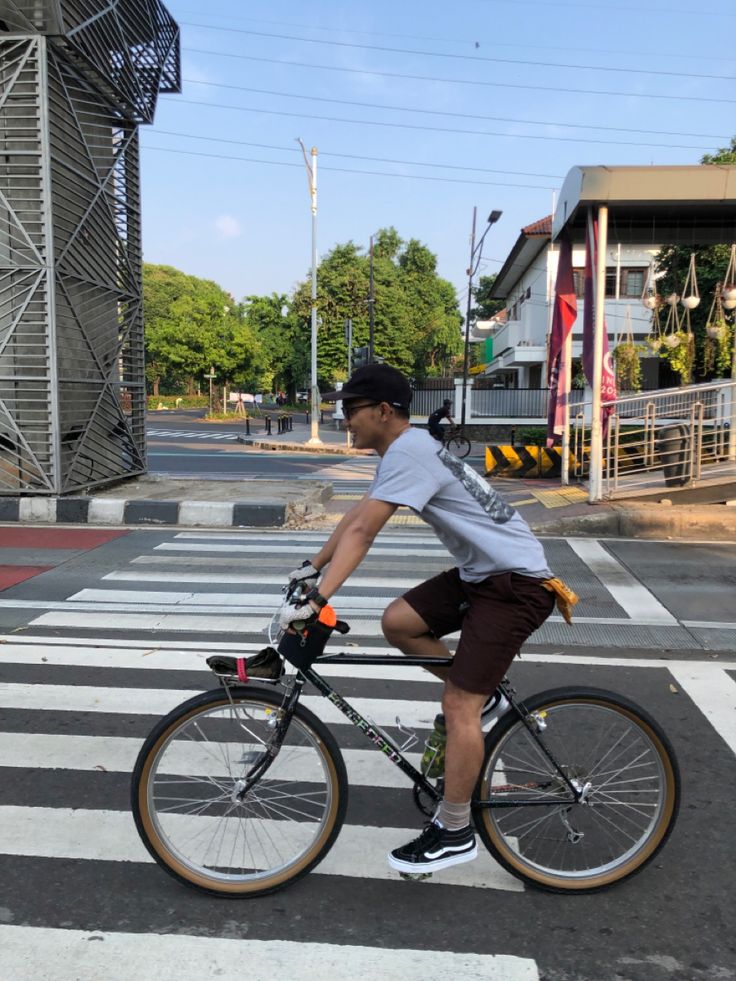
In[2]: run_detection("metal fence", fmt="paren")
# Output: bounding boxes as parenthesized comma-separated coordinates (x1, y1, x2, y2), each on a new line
(410, 387, 454, 417)
(568, 380, 736, 497)
(470, 388, 549, 418)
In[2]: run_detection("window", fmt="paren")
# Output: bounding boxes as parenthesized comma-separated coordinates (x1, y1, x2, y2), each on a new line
(573, 267, 647, 299)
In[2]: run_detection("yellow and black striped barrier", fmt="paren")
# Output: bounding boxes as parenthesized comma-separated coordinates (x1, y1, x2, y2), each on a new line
(485, 443, 646, 478)
(485, 445, 569, 478)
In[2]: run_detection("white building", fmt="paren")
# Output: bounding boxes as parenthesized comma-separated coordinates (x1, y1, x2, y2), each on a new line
(481, 215, 660, 388)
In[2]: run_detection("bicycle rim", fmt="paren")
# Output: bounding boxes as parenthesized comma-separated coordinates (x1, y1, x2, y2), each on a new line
(134, 692, 344, 895)
(474, 692, 679, 892)
(447, 435, 471, 459)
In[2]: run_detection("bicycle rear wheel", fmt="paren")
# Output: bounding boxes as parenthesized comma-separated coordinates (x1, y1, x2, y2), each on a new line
(473, 687, 679, 893)
(132, 686, 347, 897)
(446, 434, 471, 459)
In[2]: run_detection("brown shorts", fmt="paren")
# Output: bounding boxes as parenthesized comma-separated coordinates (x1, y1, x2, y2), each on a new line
(402, 568, 555, 694)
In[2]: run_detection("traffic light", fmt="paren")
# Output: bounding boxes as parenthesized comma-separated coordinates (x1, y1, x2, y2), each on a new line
(352, 345, 371, 371)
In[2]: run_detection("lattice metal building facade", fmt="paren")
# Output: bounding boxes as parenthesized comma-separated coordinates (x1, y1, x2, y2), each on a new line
(0, 1, 180, 494)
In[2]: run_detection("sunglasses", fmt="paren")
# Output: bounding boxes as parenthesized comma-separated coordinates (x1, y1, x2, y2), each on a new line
(343, 401, 380, 421)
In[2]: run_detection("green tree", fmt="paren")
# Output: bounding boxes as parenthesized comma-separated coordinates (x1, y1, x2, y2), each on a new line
(289, 228, 462, 385)
(470, 274, 505, 320)
(143, 264, 264, 395)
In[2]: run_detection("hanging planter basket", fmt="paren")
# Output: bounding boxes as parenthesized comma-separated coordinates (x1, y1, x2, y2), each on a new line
(613, 307, 644, 391)
(680, 253, 700, 310)
(703, 286, 733, 376)
(665, 292, 680, 307)
(641, 263, 661, 311)
(721, 246, 736, 309)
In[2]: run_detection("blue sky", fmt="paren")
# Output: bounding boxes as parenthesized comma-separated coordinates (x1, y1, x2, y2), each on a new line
(140, 0, 736, 308)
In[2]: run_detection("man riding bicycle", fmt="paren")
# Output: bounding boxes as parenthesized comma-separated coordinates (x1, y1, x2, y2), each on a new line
(427, 398, 454, 441)
(280, 363, 567, 875)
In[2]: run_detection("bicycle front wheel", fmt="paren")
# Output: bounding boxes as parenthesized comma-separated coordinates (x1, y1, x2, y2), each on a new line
(132, 686, 347, 897)
(446, 434, 471, 459)
(473, 687, 679, 893)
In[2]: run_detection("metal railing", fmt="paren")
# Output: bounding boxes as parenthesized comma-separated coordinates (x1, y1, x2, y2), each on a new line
(410, 388, 454, 417)
(568, 380, 736, 497)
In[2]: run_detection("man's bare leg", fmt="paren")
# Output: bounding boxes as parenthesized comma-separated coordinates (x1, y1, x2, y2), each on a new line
(441, 681, 487, 804)
(381, 597, 451, 681)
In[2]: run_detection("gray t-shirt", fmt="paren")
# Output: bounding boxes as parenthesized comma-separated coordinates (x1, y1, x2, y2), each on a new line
(369, 427, 552, 582)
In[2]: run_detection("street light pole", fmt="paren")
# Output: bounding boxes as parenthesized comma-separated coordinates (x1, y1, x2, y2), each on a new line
(461, 208, 502, 428)
(297, 138, 322, 445)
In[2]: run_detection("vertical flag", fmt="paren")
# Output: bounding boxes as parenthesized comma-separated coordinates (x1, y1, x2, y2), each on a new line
(582, 213, 617, 429)
(546, 235, 577, 447)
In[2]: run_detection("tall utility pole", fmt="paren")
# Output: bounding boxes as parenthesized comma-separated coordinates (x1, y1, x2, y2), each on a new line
(461, 208, 503, 427)
(297, 138, 322, 445)
(368, 234, 375, 362)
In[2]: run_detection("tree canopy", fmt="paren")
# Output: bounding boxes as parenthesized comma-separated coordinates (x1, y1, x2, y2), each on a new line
(143, 228, 463, 396)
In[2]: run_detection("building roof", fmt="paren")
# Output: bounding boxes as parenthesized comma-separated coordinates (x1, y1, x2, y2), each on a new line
(521, 215, 553, 236)
(490, 215, 552, 299)
(552, 165, 736, 244)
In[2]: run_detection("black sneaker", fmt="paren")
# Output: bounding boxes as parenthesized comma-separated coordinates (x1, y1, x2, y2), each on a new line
(388, 821, 477, 873)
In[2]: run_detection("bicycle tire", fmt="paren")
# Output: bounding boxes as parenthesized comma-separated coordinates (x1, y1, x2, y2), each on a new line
(131, 685, 348, 897)
(472, 687, 680, 893)
(446, 434, 471, 459)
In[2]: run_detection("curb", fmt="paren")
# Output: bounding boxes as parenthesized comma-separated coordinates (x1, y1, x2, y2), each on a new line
(240, 437, 373, 456)
(0, 484, 332, 528)
(531, 503, 736, 541)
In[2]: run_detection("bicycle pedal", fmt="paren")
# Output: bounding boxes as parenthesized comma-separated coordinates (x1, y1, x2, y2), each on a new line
(398, 871, 433, 881)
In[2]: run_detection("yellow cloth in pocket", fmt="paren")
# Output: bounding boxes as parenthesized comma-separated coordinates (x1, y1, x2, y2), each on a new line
(541, 577, 579, 625)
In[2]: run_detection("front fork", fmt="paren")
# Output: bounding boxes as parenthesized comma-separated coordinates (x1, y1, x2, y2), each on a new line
(219, 676, 303, 801)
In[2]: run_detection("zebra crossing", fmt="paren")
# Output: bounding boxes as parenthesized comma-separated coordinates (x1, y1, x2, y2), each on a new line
(3, 529, 736, 978)
(147, 428, 241, 441)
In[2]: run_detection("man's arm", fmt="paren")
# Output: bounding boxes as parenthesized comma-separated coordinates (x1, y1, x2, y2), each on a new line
(309, 492, 373, 572)
(315, 498, 398, 602)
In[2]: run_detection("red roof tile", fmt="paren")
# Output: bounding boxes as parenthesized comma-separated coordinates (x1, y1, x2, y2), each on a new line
(521, 214, 552, 236)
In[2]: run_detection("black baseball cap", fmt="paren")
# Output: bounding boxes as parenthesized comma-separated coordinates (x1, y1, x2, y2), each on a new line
(322, 363, 412, 410)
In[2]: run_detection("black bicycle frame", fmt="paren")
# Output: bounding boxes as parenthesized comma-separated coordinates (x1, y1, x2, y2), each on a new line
(300, 652, 581, 810)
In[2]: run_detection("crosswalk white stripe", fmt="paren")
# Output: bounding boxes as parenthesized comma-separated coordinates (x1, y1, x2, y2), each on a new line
(667, 664, 736, 756)
(0, 732, 426, 789)
(567, 539, 677, 625)
(0, 806, 522, 891)
(4, 634, 734, 670)
(0, 925, 538, 980)
(173, 531, 440, 544)
(69, 588, 400, 611)
(103, 571, 425, 587)
(25, 611, 392, 633)
(0, 683, 440, 727)
(155, 542, 452, 556)
(0, 635, 666, 670)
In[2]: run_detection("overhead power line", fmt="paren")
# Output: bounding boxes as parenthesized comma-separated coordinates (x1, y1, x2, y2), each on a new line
(186, 48, 736, 107)
(169, 97, 714, 152)
(181, 77, 729, 143)
(151, 129, 564, 180)
(180, 23, 736, 82)
(139, 144, 556, 190)
(171, 10, 736, 62)
(472, 0, 734, 17)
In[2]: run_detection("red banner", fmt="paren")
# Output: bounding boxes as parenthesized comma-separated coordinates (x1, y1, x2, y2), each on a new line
(546, 235, 578, 447)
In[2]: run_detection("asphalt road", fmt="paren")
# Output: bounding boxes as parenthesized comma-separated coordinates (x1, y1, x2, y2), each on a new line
(1, 526, 735, 980)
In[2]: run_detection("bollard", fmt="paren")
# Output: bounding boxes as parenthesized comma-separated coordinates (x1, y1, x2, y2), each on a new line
(265, 417, 271, 436)
(287, 414, 293, 432)
(245, 418, 250, 436)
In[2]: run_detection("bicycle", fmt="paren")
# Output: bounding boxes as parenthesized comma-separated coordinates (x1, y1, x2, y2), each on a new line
(440, 425, 472, 459)
(132, 589, 680, 899)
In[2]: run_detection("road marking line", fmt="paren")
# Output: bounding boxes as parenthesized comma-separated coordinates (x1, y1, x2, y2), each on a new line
(567, 539, 677, 624)
(0, 683, 441, 728)
(103, 571, 425, 587)
(0, 732, 426, 789)
(667, 664, 736, 756)
(0, 928, 539, 980)
(155, 542, 451, 556)
(2, 634, 734, 670)
(0, 808, 523, 892)
(68, 588, 402, 612)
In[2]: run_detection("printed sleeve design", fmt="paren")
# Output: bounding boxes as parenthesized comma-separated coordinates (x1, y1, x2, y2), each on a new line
(437, 447, 515, 523)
